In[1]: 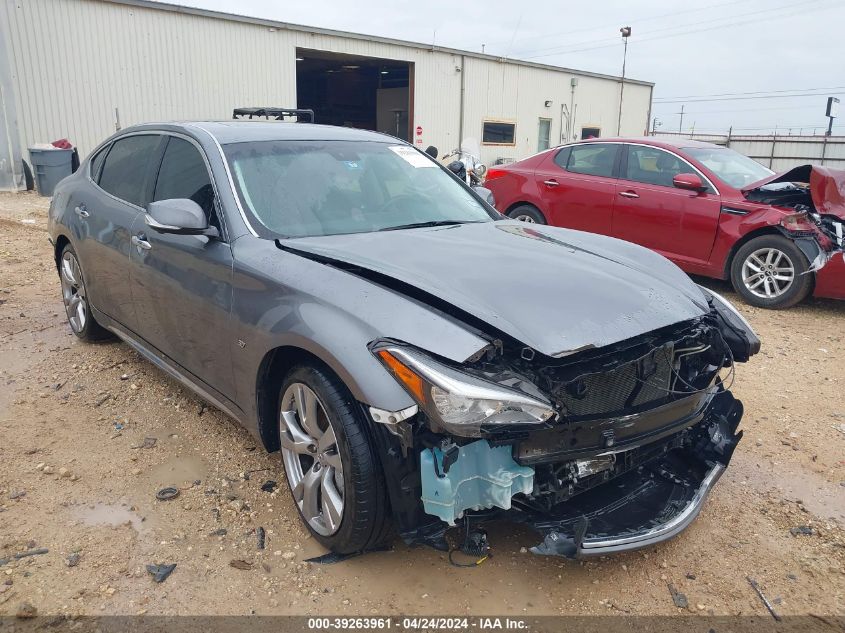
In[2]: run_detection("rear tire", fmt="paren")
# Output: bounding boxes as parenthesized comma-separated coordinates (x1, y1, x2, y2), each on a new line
(730, 235, 813, 309)
(59, 244, 111, 341)
(507, 204, 546, 224)
(278, 364, 390, 555)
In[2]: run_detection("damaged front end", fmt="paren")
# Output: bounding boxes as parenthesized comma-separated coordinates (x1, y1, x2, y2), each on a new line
(368, 290, 758, 558)
(744, 164, 845, 271)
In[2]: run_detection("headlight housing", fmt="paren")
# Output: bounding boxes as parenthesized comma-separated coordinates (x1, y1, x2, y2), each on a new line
(374, 346, 555, 437)
(698, 285, 761, 362)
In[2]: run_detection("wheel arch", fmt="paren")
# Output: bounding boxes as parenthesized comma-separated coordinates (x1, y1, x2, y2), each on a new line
(253, 341, 412, 453)
(255, 346, 340, 452)
(722, 226, 786, 278)
(504, 201, 545, 220)
(53, 234, 71, 270)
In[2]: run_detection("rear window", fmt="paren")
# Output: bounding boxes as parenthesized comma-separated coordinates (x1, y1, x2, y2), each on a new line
(566, 144, 618, 178)
(98, 135, 161, 207)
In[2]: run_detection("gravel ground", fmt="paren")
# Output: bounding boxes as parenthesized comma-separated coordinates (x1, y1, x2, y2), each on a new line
(0, 191, 843, 619)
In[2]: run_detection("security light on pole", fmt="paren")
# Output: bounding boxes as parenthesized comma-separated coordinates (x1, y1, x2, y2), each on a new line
(617, 26, 631, 136)
(826, 97, 839, 137)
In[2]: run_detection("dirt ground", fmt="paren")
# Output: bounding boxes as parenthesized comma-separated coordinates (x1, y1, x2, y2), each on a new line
(0, 190, 843, 619)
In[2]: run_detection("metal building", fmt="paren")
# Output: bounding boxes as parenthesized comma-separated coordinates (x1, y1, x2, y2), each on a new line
(0, 0, 654, 190)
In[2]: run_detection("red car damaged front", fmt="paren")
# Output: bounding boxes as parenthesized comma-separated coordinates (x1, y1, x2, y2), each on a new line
(743, 164, 845, 276)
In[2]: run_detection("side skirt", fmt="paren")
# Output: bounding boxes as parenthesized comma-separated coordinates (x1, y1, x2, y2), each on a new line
(93, 306, 246, 426)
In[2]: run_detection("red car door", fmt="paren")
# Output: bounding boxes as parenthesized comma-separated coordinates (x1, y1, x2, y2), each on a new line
(533, 143, 620, 235)
(612, 144, 722, 270)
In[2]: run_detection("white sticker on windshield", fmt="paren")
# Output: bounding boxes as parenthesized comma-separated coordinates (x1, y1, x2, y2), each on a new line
(388, 145, 436, 168)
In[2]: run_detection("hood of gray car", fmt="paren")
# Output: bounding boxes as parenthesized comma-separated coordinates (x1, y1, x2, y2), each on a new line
(283, 221, 710, 357)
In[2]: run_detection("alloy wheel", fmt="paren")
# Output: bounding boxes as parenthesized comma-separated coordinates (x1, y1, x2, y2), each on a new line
(514, 214, 536, 223)
(60, 251, 88, 333)
(741, 247, 795, 299)
(279, 383, 345, 536)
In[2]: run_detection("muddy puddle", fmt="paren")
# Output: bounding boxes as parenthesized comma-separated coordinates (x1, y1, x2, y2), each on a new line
(729, 458, 845, 523)
(71, 502, 150, 533)
(146, 454, 208, 487)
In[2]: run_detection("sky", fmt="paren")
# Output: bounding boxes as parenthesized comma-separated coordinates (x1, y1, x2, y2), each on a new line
(165, 0, 844, 136)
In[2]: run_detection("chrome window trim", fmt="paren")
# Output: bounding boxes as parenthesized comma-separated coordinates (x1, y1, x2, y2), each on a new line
(86, 129, 231, 241)
(187, 122, 259, 237)
(621, 142, 720, 195)
(549, 140, 721, 196)
(153, 131, 230, 243)
(85, 130, 161, 213)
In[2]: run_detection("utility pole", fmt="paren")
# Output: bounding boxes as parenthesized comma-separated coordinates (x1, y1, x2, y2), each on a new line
(677, 105, 685, 133)
(617, 26, 631, 136)
(651, 117, 661, 136)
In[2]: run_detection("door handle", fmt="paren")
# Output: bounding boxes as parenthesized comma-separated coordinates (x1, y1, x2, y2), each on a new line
(543, 179, 559, 187)
(74, 204, 89, 218)
(131, 235, 152, 251)
(618, 191, 640, 199)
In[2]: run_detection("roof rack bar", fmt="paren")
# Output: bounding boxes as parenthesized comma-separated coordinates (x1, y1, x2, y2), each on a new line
(232, 108, 315, 123)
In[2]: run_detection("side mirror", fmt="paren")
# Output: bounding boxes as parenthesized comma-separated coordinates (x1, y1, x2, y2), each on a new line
(673, 173, 706, 192)
(145, 199, 218, 238)
(473, 186, 496, 207)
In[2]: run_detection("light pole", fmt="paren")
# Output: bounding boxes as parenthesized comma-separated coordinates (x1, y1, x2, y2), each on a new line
(617, 26, 631, 136)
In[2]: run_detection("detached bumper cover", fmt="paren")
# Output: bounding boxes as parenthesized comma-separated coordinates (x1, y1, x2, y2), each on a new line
(575, 463, 724, 556)
(528, 390, 743, 558)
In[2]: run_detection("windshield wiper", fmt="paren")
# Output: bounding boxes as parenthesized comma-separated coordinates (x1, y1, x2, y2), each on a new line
(379, 220, 479, 232)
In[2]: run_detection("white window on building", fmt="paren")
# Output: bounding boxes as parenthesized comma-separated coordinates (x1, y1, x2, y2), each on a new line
(538, 118, 552, 151)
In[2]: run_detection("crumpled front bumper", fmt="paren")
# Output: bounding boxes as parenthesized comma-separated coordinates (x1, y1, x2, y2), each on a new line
(575, 462, 724, 557)
(527, 390, 743, 558)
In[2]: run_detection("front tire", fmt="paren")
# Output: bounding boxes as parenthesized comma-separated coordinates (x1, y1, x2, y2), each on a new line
(730, 235, 813, 309)
(507, 204, 546, 224)
(278, 364, 390, 554)
(59, 244, 110, 341)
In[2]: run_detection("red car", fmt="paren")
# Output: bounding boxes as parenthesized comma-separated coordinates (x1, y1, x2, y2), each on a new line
(485, 137, 845, 309)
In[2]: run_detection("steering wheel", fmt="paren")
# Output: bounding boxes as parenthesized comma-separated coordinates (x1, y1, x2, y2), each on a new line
(376, 192, 437, 215)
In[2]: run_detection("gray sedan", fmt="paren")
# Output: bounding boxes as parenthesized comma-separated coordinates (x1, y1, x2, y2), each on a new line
(48, 121, 759, 558)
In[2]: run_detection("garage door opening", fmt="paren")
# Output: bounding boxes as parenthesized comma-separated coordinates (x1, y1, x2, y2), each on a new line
(296, 49, 412, 141)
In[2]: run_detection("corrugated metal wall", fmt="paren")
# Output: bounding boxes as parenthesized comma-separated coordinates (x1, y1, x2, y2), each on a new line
(654, 132, 845, 172)
(0, 0, 652, 184)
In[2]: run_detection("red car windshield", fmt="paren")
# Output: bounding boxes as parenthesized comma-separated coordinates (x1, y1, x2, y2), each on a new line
(684, 147, 772, 189)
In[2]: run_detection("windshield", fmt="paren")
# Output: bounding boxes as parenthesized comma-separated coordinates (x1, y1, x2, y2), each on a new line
(223, 140, 495, 238)
(684, 147, 773, 189)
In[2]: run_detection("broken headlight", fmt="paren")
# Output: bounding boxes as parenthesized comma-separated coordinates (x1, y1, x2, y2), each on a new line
(374, 346, 555, 437)
(698, 286, 761, 362)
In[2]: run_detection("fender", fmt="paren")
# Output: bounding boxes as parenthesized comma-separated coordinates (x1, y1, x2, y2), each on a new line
(229, 236, 491, 429)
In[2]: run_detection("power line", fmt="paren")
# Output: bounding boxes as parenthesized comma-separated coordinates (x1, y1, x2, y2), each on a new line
(653, 104, 832, 116)
(483, 0, 757, 51)
(654, 85, 845, 101)
(519, 0, 835, 60)
(517, 0, 823, 57)
(655, 91, 845, 105)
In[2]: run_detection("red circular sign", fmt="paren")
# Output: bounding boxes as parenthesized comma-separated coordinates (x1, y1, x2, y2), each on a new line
(416, 126, 423, 136)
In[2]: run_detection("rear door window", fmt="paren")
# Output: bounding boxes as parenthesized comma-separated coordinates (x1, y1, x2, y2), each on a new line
(97, 134, 162, 207)
(566, 144, 618, 177)
(89, 145, 110, 182)
(153, 137, 218, 229)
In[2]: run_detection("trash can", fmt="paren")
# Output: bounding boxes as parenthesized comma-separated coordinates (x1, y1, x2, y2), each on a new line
(28, 146, 74, 197)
